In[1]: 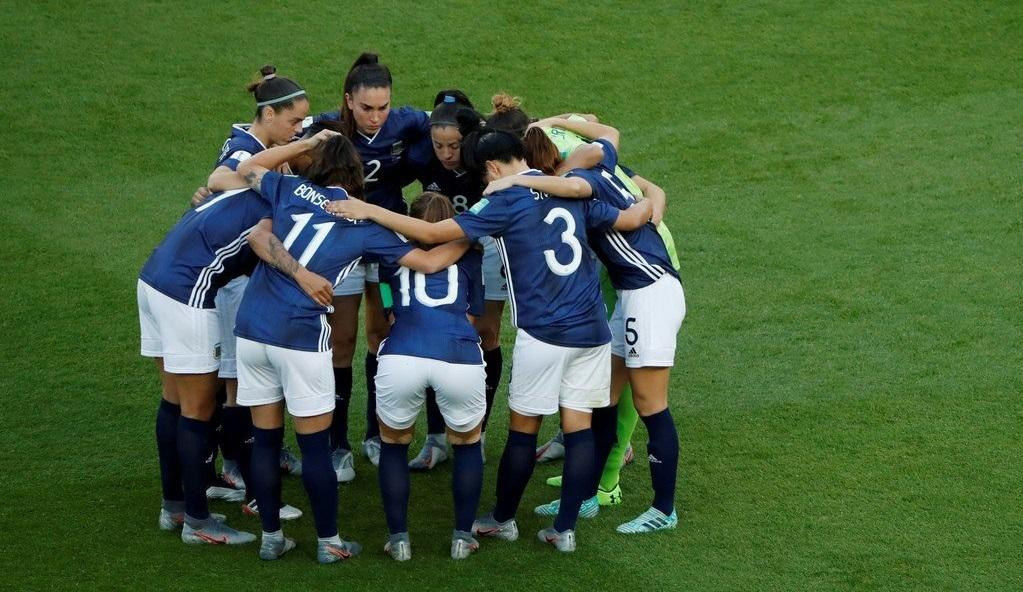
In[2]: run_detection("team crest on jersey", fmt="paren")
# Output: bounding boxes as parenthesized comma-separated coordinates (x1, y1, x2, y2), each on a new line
(390, 141, 404, 156)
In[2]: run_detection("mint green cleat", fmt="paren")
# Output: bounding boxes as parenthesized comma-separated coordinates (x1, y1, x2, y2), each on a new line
(616, 507, 677, 534)
(533, 496, 599, 518)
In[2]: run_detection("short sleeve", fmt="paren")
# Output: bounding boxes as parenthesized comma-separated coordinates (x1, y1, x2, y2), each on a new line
(593, 139, 619, 171)
(464, 249, 485, 316)
(398, 106, 430, 139)
(583, 198, 620, 232)
(454, 197, 512, 241)
(362, 223, 416, 266)
(220, 150, 253, 172)
(259, 171, 286, 208)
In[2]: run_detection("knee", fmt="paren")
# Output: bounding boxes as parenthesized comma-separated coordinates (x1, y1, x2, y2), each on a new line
(332, 334, 357, 365)
(447, 424, 482, 445)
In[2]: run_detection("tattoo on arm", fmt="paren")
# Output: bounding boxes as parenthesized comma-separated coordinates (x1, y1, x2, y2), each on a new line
(266, 233, 300, 277)
(244, 169, 261, 190)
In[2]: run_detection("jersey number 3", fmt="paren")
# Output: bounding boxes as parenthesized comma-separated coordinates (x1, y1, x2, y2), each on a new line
(543, 207, 582, 276)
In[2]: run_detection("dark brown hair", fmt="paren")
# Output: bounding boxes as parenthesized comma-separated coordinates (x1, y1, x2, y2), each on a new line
(339, 53, 392, 137)
(246, 64, 305, 120)
(302, 124, 365, 196)
(523, 127, 561, 175)
(485, 93, 531, 138)
(409, 191, 456, 223)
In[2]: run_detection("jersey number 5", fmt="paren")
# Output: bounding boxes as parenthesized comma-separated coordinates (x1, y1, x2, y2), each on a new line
(543, 207, 582, 276)
(281, 213, 334, 265)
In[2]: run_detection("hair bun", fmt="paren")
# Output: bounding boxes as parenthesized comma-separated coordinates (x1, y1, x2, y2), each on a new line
(354, 52, 379, 66)
(259, 64, 277, 78)
(491, 93, 521, 114)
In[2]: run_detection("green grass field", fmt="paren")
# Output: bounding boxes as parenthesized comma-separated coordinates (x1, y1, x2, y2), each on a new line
(2, 1, 1021, 590)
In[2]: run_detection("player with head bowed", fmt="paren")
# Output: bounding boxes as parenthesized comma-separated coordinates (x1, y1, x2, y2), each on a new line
(486, 116, 685, 534)
(399, 91, 507, 470)
(373, 191, 488, 561)
(200, 64, 308, 519)
(326, 120, 653, 552)
(207, 122, 471, 563)
(139, 128, 335, 547)
(307, 52, 432, 476)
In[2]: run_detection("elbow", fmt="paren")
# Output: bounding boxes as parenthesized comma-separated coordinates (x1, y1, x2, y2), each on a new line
(572, 179, 591, 198)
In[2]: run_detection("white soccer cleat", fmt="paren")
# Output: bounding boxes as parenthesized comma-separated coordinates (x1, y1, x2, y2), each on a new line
(408, 434, 449, 470)
(332, 448, 356, 483)
(535, 430, 565, 463)
(243, 499, 303, 521)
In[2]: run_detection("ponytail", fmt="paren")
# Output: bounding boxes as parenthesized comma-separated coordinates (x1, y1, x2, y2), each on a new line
(247, 64, 306, 120)
(339, 52, 392, 137)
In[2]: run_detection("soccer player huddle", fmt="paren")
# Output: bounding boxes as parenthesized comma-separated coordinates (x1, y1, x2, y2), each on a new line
(137, 52, 686, 562)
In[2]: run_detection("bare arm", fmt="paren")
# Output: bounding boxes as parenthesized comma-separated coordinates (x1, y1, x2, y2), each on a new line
(326, 198, 466, 244)
(207, 130, 338, 192)
(246, 219, 333, 307)
(630, 174, 666, 225)
(612, 200, 653, 231)
(484, 173, 592, 199)
(555, 143, 604, 176)
(533, 117, 620, 151)
(551, 112, 598, 122)
(397, 239, 472, 274)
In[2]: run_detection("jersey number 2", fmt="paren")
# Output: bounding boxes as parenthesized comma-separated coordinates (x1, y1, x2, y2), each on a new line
(543, 207, 582, 276)
(281, 213, 334, 265)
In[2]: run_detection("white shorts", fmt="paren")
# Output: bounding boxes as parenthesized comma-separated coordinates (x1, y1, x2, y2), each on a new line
(610, 275, 686, 367)
(332, 262, 380, 297)
(137, 279, 221, 374)
(508, 329, 611, 416)
(213, 276, 248, 379)
(375, 355, 486, 432)
(480, 236, 508, 301)
(236, 337, 335, 417)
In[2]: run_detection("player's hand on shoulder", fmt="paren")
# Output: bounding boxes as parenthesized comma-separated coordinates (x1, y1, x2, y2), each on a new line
(484, 176, 516, 196)
(308, 128, 340, 147)
(190, 186, 212, 207)
(326, 196, 370, 220)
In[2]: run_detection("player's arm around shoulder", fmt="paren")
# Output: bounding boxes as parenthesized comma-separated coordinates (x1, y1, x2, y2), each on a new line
(247, 219, 333, 306)
(398, 237, 472, 275)
(611, 198, 653, 231)
(484, 174, 591, 199)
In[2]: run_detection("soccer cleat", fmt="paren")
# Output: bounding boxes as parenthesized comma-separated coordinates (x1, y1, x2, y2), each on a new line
(616, 507, 678, 534)
(243, 499, 303, 521)
(181, 517, 256, 545)
(259, 531, 296, 560)
(362, 436, 381, 467)
(471, 514, 519, 541)
(317, 538, 362, 564)
(535, 430, 565, 463)
(332, 448, 356, 483)
(222, 460, 246, 490)
(159, 509, 225, 531)
(596, 483, 623, 506)
(279, 447, 302, 476)
(533, 495, 600, 518)
(207, 475, 245, 502)
(622, 444, 635, 466)
(408, 435, 449, 470)
(545, 475, 563, 488)
(384, 532, 412, 562)
(536, 527, 576, 553)
(450, 531, 479, 560)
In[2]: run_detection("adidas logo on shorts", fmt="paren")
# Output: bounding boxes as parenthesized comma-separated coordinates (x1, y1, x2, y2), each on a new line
(628, 347, 639, 358)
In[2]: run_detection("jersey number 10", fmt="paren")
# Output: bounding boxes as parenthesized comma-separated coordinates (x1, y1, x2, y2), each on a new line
(396, 266, 458, 308)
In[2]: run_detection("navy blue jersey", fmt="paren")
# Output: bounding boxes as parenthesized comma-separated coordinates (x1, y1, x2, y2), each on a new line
(567, 140, 678, 291)
(379, 248, 484, 364)
(411, 150, 486, 214)
(310, 106, 430, 213)
(139, 189, 270, 308)
(234, 172, 416, 352)
(215, 124, 267, 171)
(454, 170, 619, 348)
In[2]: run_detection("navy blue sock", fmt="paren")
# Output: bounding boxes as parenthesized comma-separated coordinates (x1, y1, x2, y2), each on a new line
(156, 399, 183, 503)
(425, 388, 445, 435)
(251, 427, 284, 533)
(554, 429, 595, 532)
(481, 347, 503, 431)
(203, 393, 224, 485)
(331, 366, 353, 451)
(451, 442, 483, 533)
(364, 353, 380, 441)
(177, 416, 212, 520)
(378, 441, 410, 534)
(221, 405, 253, 501)
(493, 430, 537, 523)
(589, 404, 619, 496)
(297, 429, 339, 538)
(641, 409, 679, 515)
